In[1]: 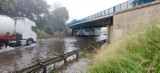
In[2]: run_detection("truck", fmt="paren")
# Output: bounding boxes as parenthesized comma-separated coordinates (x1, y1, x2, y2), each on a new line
(0, 15, 37, 49)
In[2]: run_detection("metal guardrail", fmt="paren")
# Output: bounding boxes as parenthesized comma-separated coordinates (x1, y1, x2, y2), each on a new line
(15, 49, 80, 73)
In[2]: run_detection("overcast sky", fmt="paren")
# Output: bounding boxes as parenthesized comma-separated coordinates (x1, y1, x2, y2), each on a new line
(46, 0, 128, 22)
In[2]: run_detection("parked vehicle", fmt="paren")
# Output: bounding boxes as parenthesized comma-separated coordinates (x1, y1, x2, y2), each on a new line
(74, 29, 86, 36)
(0, 15, 37, 49)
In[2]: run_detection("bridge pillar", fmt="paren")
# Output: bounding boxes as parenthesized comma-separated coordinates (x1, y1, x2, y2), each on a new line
(71, 29, 75, 36)
(107, 24, 113, 44)
(68, 28, 75, 36)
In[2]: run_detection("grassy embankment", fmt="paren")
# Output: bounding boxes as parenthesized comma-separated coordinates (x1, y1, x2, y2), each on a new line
(88, 21, 160, 73)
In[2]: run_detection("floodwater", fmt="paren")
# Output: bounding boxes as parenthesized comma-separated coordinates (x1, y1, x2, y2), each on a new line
(0, 35, 107, 73)
(61, 58, 91, 73)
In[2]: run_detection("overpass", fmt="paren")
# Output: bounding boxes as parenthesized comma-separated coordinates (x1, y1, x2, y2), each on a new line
(67, 0, 159, 43)
(67, 0, 154, 28)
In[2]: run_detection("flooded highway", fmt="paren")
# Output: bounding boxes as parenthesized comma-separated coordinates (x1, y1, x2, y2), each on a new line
(0, 36, 106, 73)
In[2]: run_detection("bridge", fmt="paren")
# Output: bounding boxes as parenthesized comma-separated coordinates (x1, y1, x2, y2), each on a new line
(67, 0, 159, 43)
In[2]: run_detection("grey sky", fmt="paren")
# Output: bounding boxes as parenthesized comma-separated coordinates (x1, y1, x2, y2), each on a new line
(46, 0, 128, 21)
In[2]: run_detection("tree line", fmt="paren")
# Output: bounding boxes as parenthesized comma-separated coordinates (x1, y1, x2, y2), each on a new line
(0, 0, 69, 35)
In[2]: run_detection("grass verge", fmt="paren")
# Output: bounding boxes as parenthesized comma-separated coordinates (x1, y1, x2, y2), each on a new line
(88, 21, 160, 73)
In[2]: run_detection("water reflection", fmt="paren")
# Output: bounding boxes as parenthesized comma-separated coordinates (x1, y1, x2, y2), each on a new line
(64, 37, 78, 54)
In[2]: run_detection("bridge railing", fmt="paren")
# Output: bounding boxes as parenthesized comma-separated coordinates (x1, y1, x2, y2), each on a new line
(67, 0, 155, 27)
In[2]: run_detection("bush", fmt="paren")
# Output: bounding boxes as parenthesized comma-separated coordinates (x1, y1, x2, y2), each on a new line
(45, 26, 54, 35)
(37, 29, 48, 36)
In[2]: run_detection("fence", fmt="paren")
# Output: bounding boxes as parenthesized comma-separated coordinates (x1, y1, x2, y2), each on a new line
(16, 50, 80, 73)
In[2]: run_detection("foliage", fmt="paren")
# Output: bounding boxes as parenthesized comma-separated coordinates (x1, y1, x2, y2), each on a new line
(45, 25, 54, 35)
(0, 0, 49, 20)
(88, 21, 160, 73)
(35, 16, 47, 29)
(35, 7, 69, 35)
(51, 7, 69, 31)
(37, 29, 48, 36)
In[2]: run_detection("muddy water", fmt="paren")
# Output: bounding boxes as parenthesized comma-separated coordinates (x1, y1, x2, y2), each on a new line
(0, 35, 106, 73)
(61, 58, 91, 73)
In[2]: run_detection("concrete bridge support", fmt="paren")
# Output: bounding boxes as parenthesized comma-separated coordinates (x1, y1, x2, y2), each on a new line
(110, 1, 160, 42)
(107, 24, 113, 44)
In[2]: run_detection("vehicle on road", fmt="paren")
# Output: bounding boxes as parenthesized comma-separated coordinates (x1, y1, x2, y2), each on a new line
(0, 15, 37, 49)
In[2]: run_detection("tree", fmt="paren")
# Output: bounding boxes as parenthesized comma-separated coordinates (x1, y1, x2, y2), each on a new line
(0, 0, 14, 16)
(45, 25, 54, 35)
(35, 16, 46, 29)
(36, 7, 69, 35)
(51, 7, 69, 31)
(0, 0, 49, 20)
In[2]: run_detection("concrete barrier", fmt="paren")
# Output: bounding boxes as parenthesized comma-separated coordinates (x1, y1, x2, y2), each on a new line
(16, 50, 80, 73)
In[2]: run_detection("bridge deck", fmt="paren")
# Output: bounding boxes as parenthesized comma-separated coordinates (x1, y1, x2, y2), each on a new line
(67, 0, 155, 28)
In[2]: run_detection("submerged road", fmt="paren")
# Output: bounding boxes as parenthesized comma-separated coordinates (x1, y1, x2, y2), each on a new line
(0, 36, 106, 72)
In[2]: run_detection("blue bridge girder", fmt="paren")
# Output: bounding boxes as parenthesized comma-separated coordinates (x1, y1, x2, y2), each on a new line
(70, 16, 113, 29)
(67, 0, 155, 29)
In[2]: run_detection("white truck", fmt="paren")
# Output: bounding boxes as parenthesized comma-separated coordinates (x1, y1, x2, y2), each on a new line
(0, 15, 37, 49)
